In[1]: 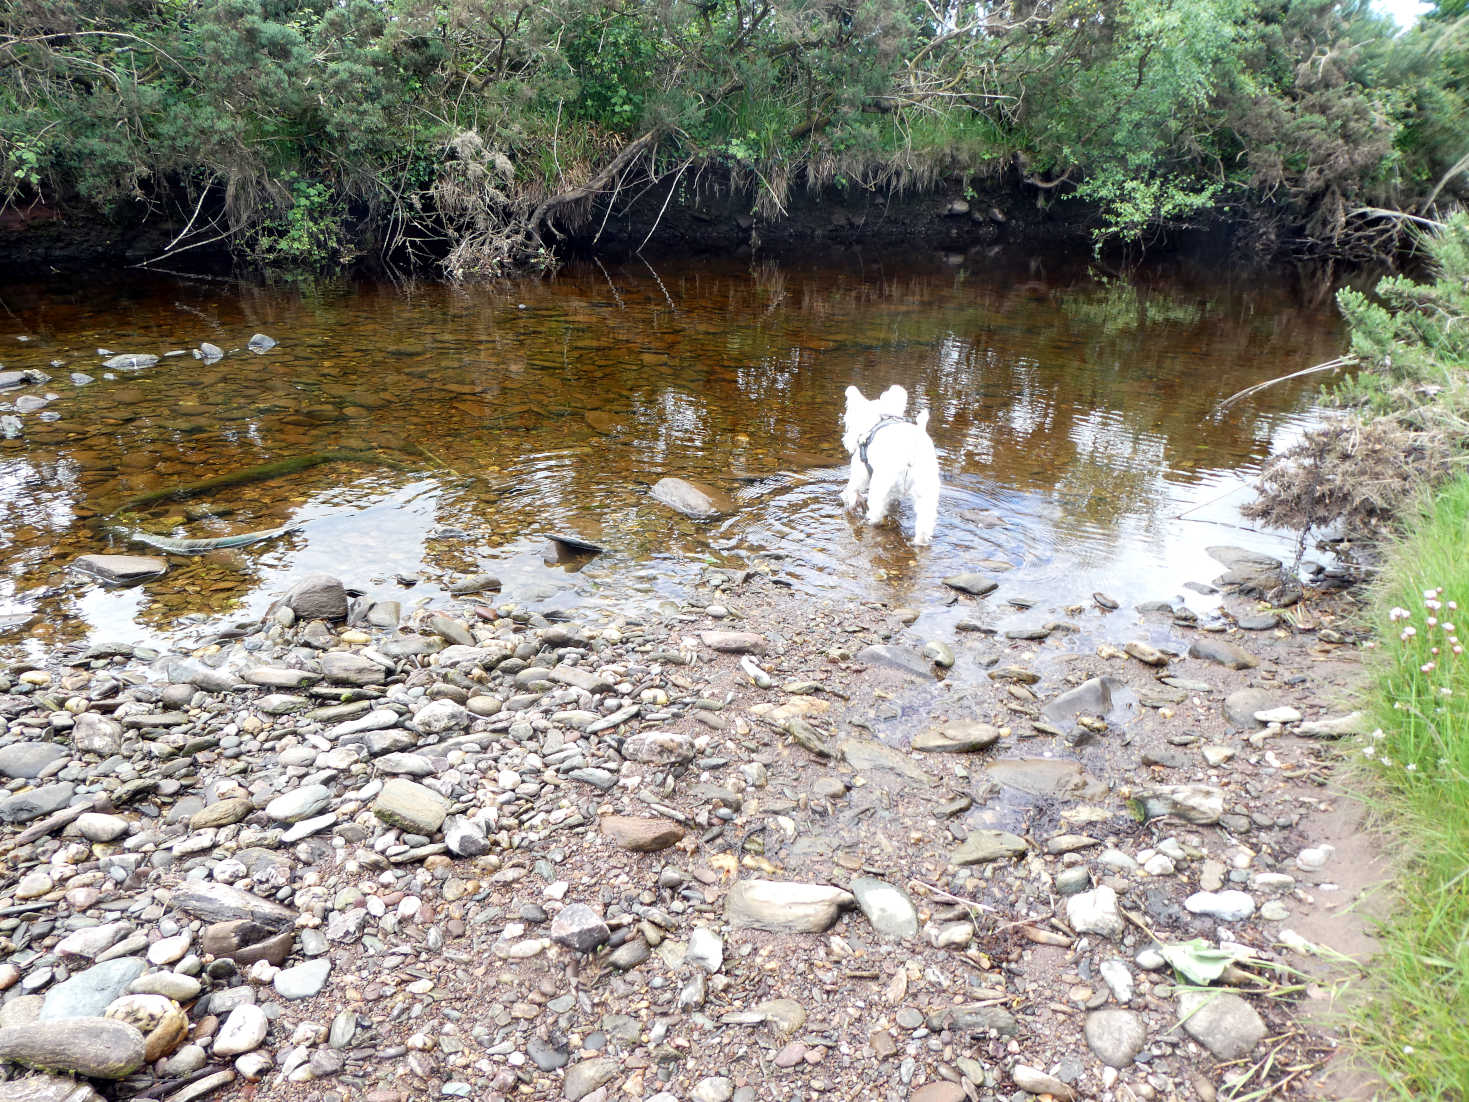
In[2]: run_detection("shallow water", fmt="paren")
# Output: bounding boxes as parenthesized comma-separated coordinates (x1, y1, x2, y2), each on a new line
(0, 249, 1343, 657)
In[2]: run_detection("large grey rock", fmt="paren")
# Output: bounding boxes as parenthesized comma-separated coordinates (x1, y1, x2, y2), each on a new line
(1178, 990, 1266, 1059)
(600, 815, 684, 852)
(698, 631, 766, 655)
(410, 698, 467, 734)
(213, 1004, 268, 1057)
(282, 574, 348, 622)
(273, 958, 330, 1000)
(0, 1019, 145, 1079)
(0, 783, 76, 824)
(71, 712, 123, 756)
(649, 477, 731, 519)
(168, 881, 295, 930)
(725, 880, 853, 933)
(912, 721, 1001, 754)
(1085, 1010, 1147, 1067)
(444, 815, 489, 857)
(550, 904, 610, 953)
(265, 784, 332, 824)
(247, 333, 277, 354)
(39, 958, 146, 1021)
(0, 1074, 105, 1102)
(0, 742, 68, 779)
(372, 777, 449, 835)
(71, 555, 167, 586)
(1188, 638, 1260, 670)
(1223, 688, 1278, 728)
(319, 651, 386, 686)
(850, 877, 918, 939)
(1066, 886, 1124, 938)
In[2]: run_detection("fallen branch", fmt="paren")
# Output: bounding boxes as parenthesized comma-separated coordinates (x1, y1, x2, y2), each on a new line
(1215, 356, 1355, 414)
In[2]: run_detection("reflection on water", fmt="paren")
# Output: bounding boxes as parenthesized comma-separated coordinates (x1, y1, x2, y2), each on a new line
(0, 250, 1343, 656)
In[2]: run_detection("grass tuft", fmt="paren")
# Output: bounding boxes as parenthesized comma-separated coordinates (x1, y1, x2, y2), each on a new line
(1348, 471, 1469, 1099)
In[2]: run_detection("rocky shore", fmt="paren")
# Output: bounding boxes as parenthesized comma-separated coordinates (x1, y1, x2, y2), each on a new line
(0, 549, 1376, 1102)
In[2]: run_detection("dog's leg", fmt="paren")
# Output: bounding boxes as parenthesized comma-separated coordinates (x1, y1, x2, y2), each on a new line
(912, 488, 938, 546)
(841, 462, 868, 511)
(864, 469, 898, 527)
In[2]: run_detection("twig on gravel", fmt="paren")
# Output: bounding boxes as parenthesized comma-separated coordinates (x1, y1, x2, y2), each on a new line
(908, 878, 1001, 915)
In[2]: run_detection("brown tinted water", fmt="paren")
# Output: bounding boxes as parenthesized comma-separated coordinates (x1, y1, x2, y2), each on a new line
(0, 251, 1343, 657)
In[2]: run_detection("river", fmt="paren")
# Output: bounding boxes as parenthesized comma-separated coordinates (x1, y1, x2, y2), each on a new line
(0, 248, 1344, 659)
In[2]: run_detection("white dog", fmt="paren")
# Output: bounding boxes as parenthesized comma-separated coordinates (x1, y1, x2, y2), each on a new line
(840, 384, 941, 545)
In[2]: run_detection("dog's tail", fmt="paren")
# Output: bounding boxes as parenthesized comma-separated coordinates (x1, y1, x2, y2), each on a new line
(915, 409, 929, 433)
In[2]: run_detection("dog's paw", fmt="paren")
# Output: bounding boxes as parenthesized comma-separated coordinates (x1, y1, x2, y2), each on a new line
(840, 489, 859, 510)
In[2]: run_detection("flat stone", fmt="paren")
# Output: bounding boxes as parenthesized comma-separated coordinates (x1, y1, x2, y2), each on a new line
(0, 743, 68, 779)
(265, 784, 332, 823)
(985, 758, 1103, 800)
(600, 815, 685, 852)
(943, 573, 998, 596)
(1185, 890, 1256, 922)
(1124, 641, 1169, 666)
(911, 1084, 966, 1102)
(1255, 706, 1301, 724)
(0, 783, 76, 824)
(273, 958, 330, 1000)
(912, 721, 1001, 753)
(200, 920, 293, 967)
(726, 880, 854, 933)
(1085, 1009, 1147, 1067)
(855, 645, 936, 680)
(0, 1074, 105, 1102)
(320, 651, 387, 686)
(1042, 676, 1136, 732)
(840, 737, 933, 783)
(1188, 638, 1260, 669)
(1223, 688, 1277, 727)
(39, 958, 146, 1021)
(213, 1004, 268, 1056)
(241, 666, 321, 689)
(0, 1018, 145, 1078)
(1011, 1065, 1077, 1100)
(372, 777, 449, 835)
(951, 830, 1028, 865)
(1178, 990, 1266, 1059)
(850, 877, 918, 939)
(699, 631, 767, 654)
(169, 882, 295, 930)
(563, 1058, 619, 1101)
(189, 797, 253, 830)
(72, 555, 167, 585)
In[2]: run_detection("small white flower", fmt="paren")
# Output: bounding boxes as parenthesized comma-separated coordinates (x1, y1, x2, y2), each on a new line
(1389, 607, 1411, 621)
(1406, 763, 1418, 772)
(1401, 626, 1417, 640)
(1363, 746, 1376, 757)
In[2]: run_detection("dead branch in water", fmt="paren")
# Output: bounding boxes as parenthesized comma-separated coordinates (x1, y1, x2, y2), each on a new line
(1215, 356, 1355, 414)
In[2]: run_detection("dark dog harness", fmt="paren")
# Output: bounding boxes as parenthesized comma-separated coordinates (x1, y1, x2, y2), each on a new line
(859, 416, 908, 478)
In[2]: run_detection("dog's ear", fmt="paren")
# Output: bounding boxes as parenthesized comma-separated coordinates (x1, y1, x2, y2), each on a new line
(877, 385, 908, 415)
(844, 385, 864, 407)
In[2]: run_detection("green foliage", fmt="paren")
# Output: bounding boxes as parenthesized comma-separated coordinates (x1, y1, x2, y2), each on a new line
(1349, 475, 1469, 1098)
(1333, 212, 1469, 413)
(0, 0, 1462, 271)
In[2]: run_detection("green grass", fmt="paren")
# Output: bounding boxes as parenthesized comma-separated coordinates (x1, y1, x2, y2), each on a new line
(1349, 472, 1469, 1099)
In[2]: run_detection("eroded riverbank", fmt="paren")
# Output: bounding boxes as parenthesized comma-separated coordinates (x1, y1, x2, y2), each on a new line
(0, 540, 1385, 1102)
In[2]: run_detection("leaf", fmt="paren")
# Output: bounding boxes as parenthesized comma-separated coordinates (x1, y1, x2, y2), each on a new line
(1159, 938, 1251, 985)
